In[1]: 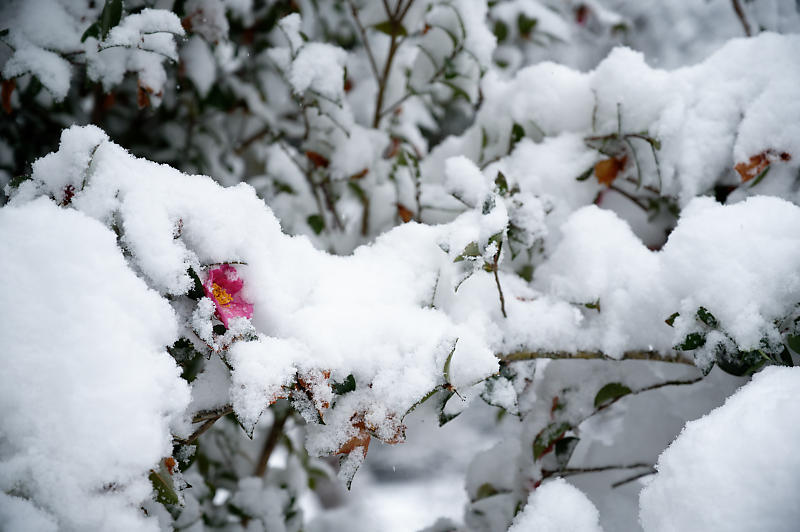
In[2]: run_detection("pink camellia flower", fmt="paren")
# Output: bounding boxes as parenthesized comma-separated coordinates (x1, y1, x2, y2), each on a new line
(202, 264, 254, 328)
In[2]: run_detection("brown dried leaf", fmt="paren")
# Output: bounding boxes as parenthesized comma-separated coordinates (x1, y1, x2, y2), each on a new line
(397, 203, 414, 223)
(735, 152, 769, 182)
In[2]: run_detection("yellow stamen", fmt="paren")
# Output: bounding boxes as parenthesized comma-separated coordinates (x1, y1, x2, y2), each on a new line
(212, 283, 233, 306)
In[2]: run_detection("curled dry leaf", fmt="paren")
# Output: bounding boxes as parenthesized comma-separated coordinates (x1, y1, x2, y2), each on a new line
(164, 457, 176, 475)
(397, 203, 414, 223)
(305, 151, 330, 168)
(137, 80, 154, 109)
(735, 150, 791, 182)
(296, 369, 332, 411)
(337, 417, 371, 455)
(594, 156, 626, 185)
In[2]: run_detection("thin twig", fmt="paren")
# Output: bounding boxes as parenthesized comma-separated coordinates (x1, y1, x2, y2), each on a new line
(608, 183, 650, 212)
(731, 0, 752, 36)
(347, 0, 381, 83)
(592, 374, 705, 416)
(254, 408, 290, 478)
(373, 28, 401, 127)
(612, 468, 657, 488)
(544, 463, 651, 480)
(192, 404, 234, 423)
(492, 242, 507, 318)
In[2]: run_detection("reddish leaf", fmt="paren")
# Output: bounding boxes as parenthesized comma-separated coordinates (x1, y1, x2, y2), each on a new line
(164, 457, 177, 475)
(305, 150, 330, 168)
(349, 168, 369, 180)
(2, 78, 15, 114)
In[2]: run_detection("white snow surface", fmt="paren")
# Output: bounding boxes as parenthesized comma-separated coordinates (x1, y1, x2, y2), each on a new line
(0, 198, 190, 530)
(509, 478, 603, 532)
(639, 366, 800, 532)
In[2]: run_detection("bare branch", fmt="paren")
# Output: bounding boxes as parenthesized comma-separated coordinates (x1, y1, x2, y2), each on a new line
(500, 350, 695, 365)
(347, 0, 381, 83)
(731, 0, 752, 36)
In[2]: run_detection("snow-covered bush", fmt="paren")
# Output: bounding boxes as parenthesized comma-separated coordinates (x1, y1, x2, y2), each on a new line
(2, 1, 800, 531)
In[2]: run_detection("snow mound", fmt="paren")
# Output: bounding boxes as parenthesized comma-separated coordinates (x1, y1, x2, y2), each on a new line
(0, 198, 190, 530)
(509, 478, 603, 532)
(639, 366, 800, 532)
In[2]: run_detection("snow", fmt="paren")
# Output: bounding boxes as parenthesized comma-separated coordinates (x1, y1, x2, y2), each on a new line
(8, 124, 500, 469)
(289, 43, 348, 101)
(4, 3, 800, 530)
(1, 0, 183, 102)
(0, 198, 190, 530)
(509, 479, 603, 532)
(182, 36, 217, 98)
(639, 366, 800, 532)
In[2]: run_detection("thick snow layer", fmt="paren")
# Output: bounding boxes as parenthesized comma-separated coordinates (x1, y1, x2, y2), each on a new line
(0, 198, 190, 530)
(426, 32, 800, 206)
(509, 478, 603, 532)
(10, 125, 498, 459)
(639, 366, 800, 532)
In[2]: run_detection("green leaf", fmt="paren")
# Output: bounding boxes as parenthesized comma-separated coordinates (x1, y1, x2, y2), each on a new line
(696, 306, 718, 328)
(440, 80, 471, 102)
(554, 436, 579, 471)
(787, 334, 800, 354)
(307, 214, 325, 235)
(584, 299, 601, 312)
(332, 374, 356, 395)
(454, 241, 481, 262)
(575, 166, 594, 181)
(8, 174, 32, 189)
(714, 345, 766, 377)
(274, 180, 295, 195)
(482, 195, 496, 215)
(665, 312, 679, 327)
(779, 346, 794, 367)
(493, 20, 508, 42)
(149, 469, 179, 506)
(373, 20, 407, 37)
(593, 382, 632, 408)
(99, 0, 123, 39)
(81, 22, 101, 42)
(518, 264, 533, 282)
(749, 164, 770, 188)
(437, 389, 460, 426)
(674, 332, 706, 351)
(510, 123, 525, 150)
(212, 324, 226, 335)
(443, 344, 456, 384)
(167, 338, 205, 383)
(517, 14, 537, 36)
(475, 483, 499, 501)
(495, 171, 509, 195)
(533, 422, 570, 461)
(186, 267, 205, 300)
(488, 231, 504, 248)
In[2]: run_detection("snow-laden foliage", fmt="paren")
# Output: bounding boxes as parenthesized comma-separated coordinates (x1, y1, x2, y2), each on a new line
(2, 1, 800, 531)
